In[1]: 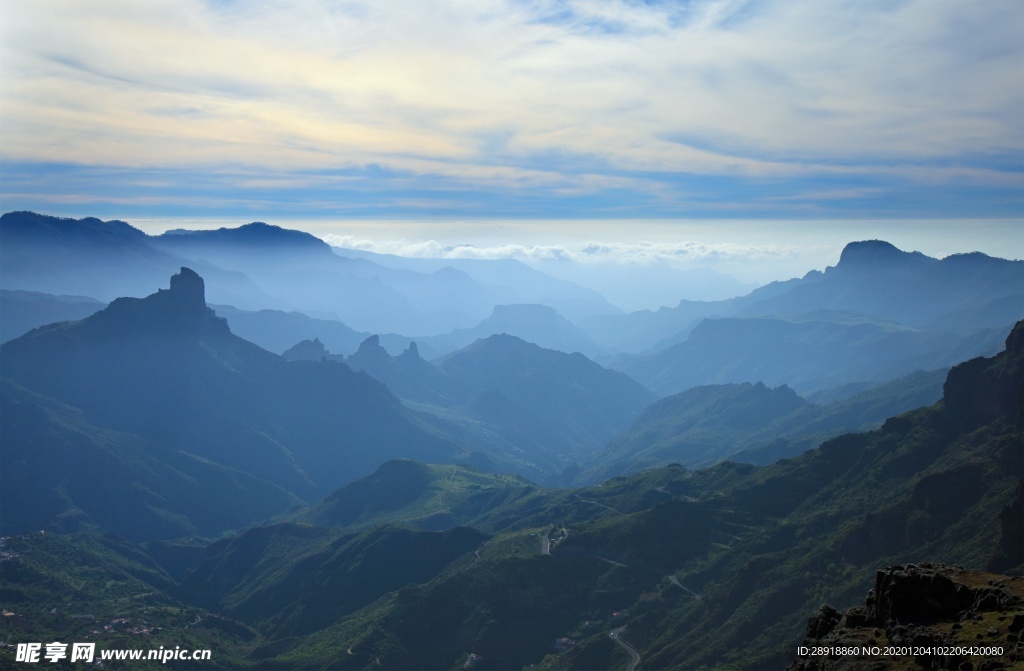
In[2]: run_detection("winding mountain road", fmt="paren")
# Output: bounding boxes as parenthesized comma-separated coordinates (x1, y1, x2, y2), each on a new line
(609, 627, 640, 671)
(577, 498, 624, 515)
(668, 574, 703, 599)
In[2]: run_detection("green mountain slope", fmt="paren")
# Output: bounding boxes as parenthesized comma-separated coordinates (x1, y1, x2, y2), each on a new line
(177, 523, 488, 642)
(263, 322, 1021, 670)
(553, 323, 1024, 670)
(0, 532, 256, 670)
(296, 460, 542, 532)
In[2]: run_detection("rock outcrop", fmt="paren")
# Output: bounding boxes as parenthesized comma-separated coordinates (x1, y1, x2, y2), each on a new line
(789, 563, 1024, 670)
(95, 266, 229, 336)
(282, 337, 343, 362)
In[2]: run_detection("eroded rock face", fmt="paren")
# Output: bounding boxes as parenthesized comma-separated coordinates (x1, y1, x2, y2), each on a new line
(167, 266, 206, 309)
(789, 564, 1024, 671)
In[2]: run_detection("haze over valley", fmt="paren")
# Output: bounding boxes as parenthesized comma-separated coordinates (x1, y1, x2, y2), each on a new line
(1, 210, 1021, 669)
(1, 1, 1022, 669)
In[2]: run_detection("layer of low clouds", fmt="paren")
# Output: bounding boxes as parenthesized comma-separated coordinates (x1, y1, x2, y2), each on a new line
(323, 234, 795, 266)
(1, 0, 1022, 218)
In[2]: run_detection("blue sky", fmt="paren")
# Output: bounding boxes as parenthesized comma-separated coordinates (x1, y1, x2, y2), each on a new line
(1, 0, 1022, 278)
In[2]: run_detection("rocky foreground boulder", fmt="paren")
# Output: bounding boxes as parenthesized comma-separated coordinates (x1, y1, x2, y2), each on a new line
(789, 563, 1023, 670)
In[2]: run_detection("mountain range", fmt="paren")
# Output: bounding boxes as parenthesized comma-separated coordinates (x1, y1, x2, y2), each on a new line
(0, 211, 615, 337)
(4, 213, 1019, 406)
(285, 332, 656, 479)
(576, 366, 948, 482)
(604, 240, 1021, 397)
(1, 211, 1022, 671)
(2, 320, 1017, 669)
(0, 268, 471, 539)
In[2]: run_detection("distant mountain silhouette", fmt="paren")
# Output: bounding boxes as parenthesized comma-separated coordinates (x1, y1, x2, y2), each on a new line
(283, 334, 609, 477)
(0, 289, 106, 343)
(158, 221, 337, 256)
(584, 382, 810, 476)
(1, 211, 620, 337)
(579, 367, 948, 481)
(623, 310, 1009, 396)
(582, 240, 1023, 357)
(345, 335, 473, 405)
(325, 246, 620, 323)
(281, 327, 655, 471)
(156, 224, 425, 333)
(0, 268, 464, 539)
(734, 240, 1022, 326)
(436, 334, 655, 455)
(415, 303, 603, 358)
(282, 337, 345, 362)
(0, 211, 276, 309)
(153, 223, 612, 335)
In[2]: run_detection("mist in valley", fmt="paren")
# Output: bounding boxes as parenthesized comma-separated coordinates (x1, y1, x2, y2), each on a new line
(2, 0, 1023, 669)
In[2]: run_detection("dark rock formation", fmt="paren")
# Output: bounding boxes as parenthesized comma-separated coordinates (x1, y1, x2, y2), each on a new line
(348, 334, 392, 371)
(835, 240, 935, 272)
(400, 341, 421, 360)
(989, 481, 1024, 575)
(282, 337, 343, 362)
(167, 266, 206, 308)
(89, 266, 229, 337)
(789, 564, 1024, 670)
(942, 320, 1024, 430)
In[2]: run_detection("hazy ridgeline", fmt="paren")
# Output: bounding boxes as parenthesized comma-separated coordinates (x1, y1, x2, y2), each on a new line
(0, 211, 1021, 670)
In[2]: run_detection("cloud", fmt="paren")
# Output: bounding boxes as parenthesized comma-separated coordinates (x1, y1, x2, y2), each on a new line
(321, 234, 796, 267)
(1, 0, 1021, 216)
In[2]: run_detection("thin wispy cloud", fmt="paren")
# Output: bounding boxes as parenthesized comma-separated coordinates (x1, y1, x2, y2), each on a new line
(1, 0, 1021, 218)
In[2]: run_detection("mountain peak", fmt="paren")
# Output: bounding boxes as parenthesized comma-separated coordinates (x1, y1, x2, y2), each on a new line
(836, 240, 933, 269)
(153, 221, 331, 254)
(356, 334, 384, 354)
(168, 267, 206, 309)
(90, 267, 228, 338)
(349, 334, 393, 370)
(282, 338, 331, 361)
(400, 341, 421, 360)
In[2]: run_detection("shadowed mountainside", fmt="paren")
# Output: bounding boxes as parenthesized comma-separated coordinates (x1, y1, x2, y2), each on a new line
(0, 268, 467, 539)
(0, 289, 106, 343)
(435, 333, 656, 456)
(578, 367, 949, 481)
(260, 322, 1022, 670)
(1, 322, 1019, 668)
(622, 310, 1010, 397)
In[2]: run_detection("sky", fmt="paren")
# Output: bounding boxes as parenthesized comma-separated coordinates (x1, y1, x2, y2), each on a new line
(1, 0, 1022, 290)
